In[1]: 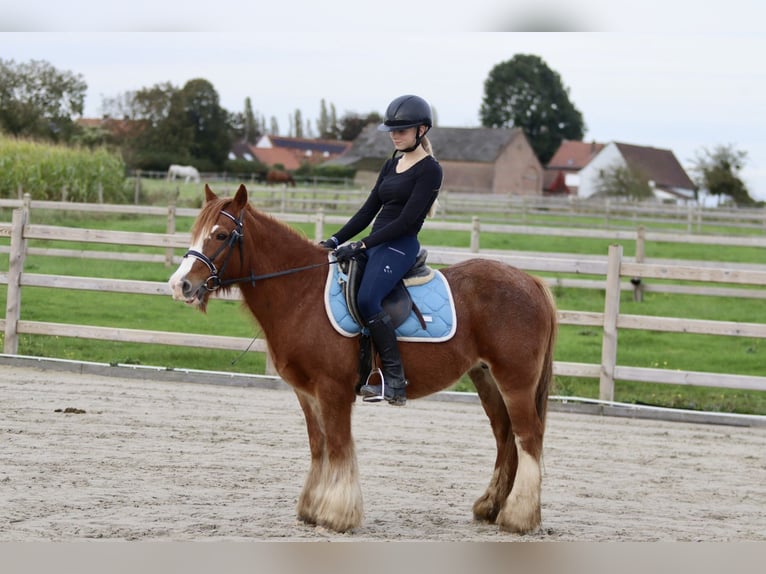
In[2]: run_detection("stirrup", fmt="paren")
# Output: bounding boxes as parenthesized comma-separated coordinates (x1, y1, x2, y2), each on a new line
(360, 368, 385, 403)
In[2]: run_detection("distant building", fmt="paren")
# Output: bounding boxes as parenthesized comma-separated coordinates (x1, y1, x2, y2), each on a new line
(328, 124, 543, 195)
(577, 142, 697, 202)
(230, 136, 352, 171)
(545, 140, 606, 195)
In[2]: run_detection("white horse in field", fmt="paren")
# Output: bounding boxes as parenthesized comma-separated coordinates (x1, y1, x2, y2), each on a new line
(167, 164, 201, 183)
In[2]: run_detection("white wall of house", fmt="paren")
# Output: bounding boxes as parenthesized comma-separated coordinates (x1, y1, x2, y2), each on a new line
(576, 142, 624, 198)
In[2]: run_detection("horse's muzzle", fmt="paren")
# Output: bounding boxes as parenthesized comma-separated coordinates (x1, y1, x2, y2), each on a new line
(169, 277, 203, 306)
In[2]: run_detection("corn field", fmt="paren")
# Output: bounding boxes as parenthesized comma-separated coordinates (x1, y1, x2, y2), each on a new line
(0, 135, 128, 202)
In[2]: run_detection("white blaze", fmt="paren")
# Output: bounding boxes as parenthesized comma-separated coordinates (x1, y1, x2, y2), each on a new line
(168, 225, 218, 301)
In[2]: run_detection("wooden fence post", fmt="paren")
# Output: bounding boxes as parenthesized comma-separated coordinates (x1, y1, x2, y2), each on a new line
(686, 204, 694, 233)
(632, 226, 646, 302)
(4, 208, 28, 355)
(315, 208, 325, 243)
(599, 243, 623, 402)
(165, 199, 177, 267)
(470, 216, 480, 252)
(134, 170, 141, 204)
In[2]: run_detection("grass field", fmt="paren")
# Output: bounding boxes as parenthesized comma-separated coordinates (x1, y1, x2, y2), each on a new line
(1, 193, 764, 415)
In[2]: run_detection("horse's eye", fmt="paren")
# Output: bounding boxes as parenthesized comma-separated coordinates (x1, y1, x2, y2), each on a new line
(215, 232, 228, 241)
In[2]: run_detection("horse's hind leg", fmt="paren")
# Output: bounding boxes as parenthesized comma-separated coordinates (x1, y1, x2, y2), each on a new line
(469, 364, 518, 524)
(494, 371, 545, 534)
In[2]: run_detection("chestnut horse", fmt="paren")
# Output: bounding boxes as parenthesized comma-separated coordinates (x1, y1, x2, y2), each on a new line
(168, 184, 558, 534)
(266, 169, 296, 186)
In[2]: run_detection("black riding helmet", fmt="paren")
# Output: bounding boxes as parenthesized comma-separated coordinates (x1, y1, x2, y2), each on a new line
(378, 95, 433, 154)
(378, 94, 433, 131)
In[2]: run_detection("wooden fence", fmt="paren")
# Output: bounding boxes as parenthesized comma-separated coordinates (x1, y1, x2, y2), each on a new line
(1, 204, 765, 401)
(2, 197, 765, 302)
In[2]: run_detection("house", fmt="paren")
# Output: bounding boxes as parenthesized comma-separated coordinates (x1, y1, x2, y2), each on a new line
(328, 124, 543, 195)
(544, 140, 605, 195)
(229, 136, 352, 171)
(576, 142, 697, 202)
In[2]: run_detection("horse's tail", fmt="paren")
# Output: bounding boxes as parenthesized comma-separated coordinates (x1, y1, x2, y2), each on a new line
(534, 276, 558, 428)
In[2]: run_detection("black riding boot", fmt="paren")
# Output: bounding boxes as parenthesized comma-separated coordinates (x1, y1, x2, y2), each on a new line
(354, 334, 372, 396)
(359, 311, 407, 406)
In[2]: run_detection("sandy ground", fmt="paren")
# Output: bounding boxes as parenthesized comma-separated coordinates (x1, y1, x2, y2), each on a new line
(1, 364, 765, 542)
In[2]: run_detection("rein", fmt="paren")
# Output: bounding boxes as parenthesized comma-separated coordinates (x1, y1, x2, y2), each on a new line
(184, 208, 335, 295)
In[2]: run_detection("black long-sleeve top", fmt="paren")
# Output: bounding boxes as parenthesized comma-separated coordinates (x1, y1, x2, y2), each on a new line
(332, 155, 442, 248)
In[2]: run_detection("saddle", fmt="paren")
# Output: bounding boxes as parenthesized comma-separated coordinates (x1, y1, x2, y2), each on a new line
(339, 249, 431, 331)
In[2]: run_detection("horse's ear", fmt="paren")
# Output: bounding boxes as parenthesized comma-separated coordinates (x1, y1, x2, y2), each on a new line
(204, 184, 218, 203)
(233, 184, 248, 210)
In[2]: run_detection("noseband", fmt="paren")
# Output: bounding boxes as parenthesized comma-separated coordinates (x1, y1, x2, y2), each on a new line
(184, 209, 244, 293)
(183, 207, 334, 297)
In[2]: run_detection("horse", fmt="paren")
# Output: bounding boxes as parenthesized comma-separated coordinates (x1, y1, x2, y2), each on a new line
(168, 184, 558, 535)
(167, 164, 201, 183)
(266, 169, 296, 187)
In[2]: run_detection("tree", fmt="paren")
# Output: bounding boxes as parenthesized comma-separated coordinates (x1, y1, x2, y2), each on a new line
(318, 99, 330, 139)
(293, 109, 303, 138)
(178, 79, 231, 170)
(480, 54, 585, 164)
(269, 116, 280, 136)
(595, 164, 654, 201)
(243, 97, 259, 144)
(0, 58, 86, 141)
(329, 103, 339, 139)
(102, 79, 232, 171)
(339, 111, 382, 141)
(103, 83, 191, 169)
(691, 144, 755, 206)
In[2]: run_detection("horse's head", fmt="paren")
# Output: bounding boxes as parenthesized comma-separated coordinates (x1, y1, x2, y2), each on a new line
(168, 184, 250, 311)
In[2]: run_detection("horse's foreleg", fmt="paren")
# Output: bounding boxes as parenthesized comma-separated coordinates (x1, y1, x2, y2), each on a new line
(469, 364, 518, 523)
(312, 390, 363, 532)
(294, 391, 325, 525)
(295, 386, 363, 533)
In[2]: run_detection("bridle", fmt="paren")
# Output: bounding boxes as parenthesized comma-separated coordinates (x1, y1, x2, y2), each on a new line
(183, 207, 334, 297)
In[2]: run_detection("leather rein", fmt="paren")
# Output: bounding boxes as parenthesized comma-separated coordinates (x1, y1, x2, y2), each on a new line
(183, 208, 334, 296)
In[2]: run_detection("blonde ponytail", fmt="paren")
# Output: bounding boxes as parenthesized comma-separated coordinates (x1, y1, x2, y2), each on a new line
(420, 135, 439, 217)
(421, 134, 434, 157)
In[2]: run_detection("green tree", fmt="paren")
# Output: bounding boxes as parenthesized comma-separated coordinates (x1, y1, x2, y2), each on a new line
(179, 79, 231, 170)
(318, 99, 330, 139)
(293, 109, 304, 138)
(692, 144, 754, 207)
(480, 54, 585, 164)
(595, 164, 653, 200)
(329, 103, 339, 139)
(104, 83, 191, 170)
(243, 97, 258, 143)
(339, 111, 382, 141)
(0, 58, 86, 141)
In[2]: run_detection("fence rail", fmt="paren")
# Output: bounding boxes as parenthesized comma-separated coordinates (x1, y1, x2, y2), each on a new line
(2, 205, 765, 401)
(2, 189, 766, 232)
(2, 197, 765, 301)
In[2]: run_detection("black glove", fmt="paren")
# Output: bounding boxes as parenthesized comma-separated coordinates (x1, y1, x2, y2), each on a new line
(319, 236, 339, 249)
(334, 241, 366, 263)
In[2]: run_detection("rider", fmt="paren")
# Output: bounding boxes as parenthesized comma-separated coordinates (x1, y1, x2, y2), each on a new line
(320, 94, 442, 406)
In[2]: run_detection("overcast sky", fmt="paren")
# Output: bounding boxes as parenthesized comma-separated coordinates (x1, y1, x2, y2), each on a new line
(1, 2, 765, 200)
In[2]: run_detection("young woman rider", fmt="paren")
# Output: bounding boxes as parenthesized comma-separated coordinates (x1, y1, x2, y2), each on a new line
(320, 94, 442, 406)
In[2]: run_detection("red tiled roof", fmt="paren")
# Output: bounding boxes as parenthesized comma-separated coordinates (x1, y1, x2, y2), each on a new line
(250, 147, 302, 171)
(547, 140, 605, 171)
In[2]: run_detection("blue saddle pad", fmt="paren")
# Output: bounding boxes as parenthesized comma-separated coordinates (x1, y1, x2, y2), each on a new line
(323, 256, 457, 343)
